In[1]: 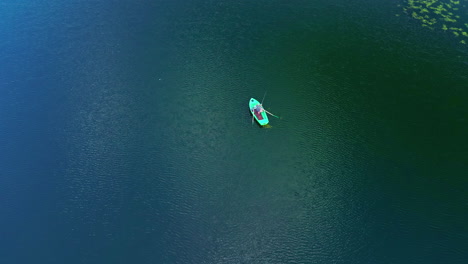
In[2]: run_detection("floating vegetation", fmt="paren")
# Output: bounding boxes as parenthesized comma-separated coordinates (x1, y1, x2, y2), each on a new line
(401, 0, 468, 44)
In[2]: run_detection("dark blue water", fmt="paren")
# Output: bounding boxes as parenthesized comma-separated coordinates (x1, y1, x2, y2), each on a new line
(1, 1, 467, 263)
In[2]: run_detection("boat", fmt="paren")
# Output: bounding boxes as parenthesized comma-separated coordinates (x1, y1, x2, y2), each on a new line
(249, 98, 269, 126)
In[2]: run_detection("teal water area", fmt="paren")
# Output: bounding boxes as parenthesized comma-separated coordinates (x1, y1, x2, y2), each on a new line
(0, 0, 466, 263)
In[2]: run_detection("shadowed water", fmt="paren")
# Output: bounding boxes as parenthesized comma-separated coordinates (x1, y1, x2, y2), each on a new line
(0, 0, 467, 263)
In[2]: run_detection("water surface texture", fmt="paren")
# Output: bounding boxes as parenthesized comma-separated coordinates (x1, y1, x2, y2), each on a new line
(1, 0, 467, 263)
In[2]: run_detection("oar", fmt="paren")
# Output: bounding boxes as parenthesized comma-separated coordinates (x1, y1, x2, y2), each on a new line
(260, 91, 267, 104)
(264, 109, 280, 119)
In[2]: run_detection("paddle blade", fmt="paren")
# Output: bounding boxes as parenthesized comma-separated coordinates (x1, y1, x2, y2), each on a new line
(265, 110, 280, 119)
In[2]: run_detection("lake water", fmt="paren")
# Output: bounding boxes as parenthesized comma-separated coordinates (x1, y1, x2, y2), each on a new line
(0, 0, 467, 263)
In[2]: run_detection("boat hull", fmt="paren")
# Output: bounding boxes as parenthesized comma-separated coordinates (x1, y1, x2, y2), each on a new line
(249, 98, 269, 126)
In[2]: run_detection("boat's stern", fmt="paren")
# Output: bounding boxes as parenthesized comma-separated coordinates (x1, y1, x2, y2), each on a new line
(258, 116, 269, 126)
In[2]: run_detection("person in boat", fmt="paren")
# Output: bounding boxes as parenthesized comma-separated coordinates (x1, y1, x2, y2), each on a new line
(254, 104, 264, 113)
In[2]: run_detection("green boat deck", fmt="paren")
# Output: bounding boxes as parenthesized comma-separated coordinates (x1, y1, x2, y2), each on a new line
(249, 98, 269, 126)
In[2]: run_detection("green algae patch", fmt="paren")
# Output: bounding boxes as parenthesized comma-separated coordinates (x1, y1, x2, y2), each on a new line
(401, 0, 468, 44)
